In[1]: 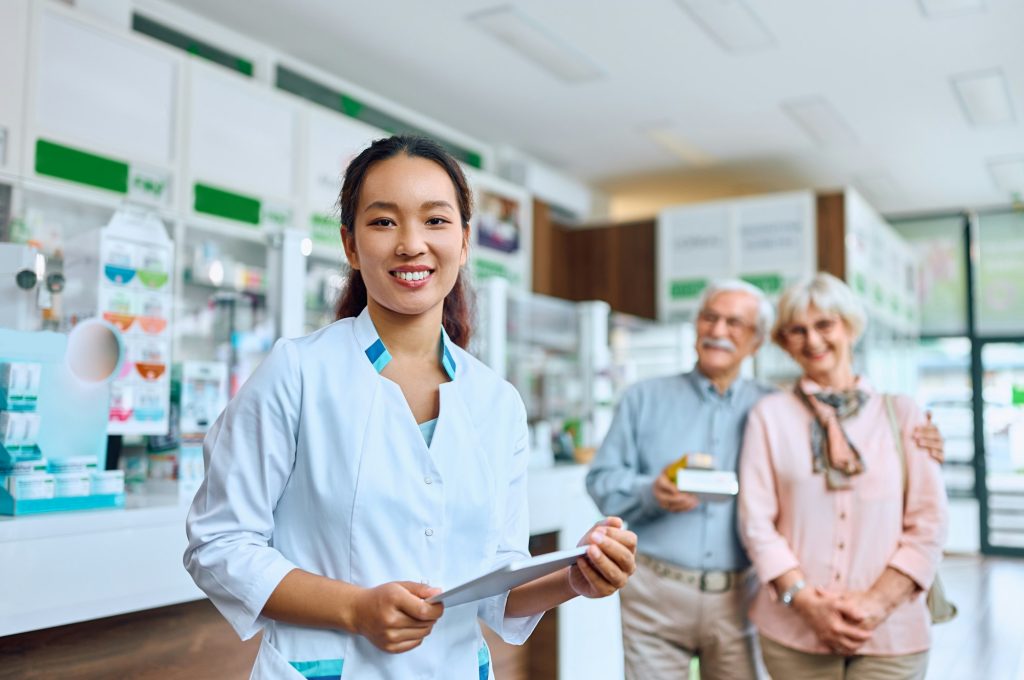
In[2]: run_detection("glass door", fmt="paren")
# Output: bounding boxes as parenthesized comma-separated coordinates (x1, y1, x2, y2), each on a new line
(978, 341, 1024, 554)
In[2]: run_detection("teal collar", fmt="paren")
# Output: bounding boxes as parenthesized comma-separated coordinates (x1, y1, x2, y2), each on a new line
(354, 307, 457, 380)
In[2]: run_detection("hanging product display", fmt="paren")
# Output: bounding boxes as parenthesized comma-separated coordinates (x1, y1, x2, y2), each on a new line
(63, 208, 174, 436)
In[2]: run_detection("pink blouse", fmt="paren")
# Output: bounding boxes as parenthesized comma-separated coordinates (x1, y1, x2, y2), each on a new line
(738, 378, 948, 655)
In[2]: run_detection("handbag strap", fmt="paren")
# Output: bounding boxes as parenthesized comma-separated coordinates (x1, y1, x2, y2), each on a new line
(883, 394, 909, 501)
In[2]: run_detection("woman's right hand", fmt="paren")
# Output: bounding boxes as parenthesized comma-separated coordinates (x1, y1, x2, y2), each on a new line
(792, 586, 873, 656)
(351, 581, 445, 654)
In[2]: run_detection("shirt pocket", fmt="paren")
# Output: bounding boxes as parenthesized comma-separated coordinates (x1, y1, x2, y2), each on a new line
(250, 638, 316, 680)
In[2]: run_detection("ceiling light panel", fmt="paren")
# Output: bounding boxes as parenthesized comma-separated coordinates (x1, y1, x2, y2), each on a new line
(642, 123, 716, 166)
(988, 156, 1024, 194)
(467, 6, 604, 83)
(675, 0, 775, 53)
(952, 69, 1016, 126)
(782, 97, 858, 147)
(918, 0, 986, 18)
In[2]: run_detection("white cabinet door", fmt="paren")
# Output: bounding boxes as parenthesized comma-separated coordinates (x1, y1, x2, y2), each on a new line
(187, 60, 297, 204)
(305, 108, 382, 218)
(31, 7, 178, 169)
(0, 0, 30, 176)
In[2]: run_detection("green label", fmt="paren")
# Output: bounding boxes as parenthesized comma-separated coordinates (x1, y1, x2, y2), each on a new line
(128, 166, 171, 207)
(741, 273, 784, 295)
(670, 278, 707, 300)
(311, 213, 341, 246)
(262, 203, 292, 228)
(194, 183, 261, 225)
(35, 139, 128, 193)
(474, 258, 511, 282)
(1013, 385, 1024, 406)
(854, 272, 867, 294)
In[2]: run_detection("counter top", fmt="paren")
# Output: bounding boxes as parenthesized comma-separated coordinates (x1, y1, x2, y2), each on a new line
(0, 464, 596, 637)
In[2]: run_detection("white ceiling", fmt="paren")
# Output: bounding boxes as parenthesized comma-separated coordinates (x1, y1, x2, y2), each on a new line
(163, 0, 1024, 218)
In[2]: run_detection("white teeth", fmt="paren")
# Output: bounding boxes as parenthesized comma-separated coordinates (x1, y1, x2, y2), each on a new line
(394, 270, 430, 281)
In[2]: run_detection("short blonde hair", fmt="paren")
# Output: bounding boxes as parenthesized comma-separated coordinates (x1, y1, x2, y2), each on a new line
(771, 272, 867, 346)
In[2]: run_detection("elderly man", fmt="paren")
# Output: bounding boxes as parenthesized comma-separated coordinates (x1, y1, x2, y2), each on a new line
(586, 279, 942, 680)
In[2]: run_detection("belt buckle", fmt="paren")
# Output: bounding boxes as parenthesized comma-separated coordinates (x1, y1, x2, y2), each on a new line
(700, 571, 731, 593)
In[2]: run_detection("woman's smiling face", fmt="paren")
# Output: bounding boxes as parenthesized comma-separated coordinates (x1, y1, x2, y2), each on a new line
(342, 153, 469, 319)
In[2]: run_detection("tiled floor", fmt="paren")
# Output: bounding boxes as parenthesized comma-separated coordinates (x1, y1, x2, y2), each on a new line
(926, 555, 1024, 680)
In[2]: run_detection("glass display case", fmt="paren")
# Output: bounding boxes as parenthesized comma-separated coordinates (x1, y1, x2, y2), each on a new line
(176, 224, 276, 398)
(303, 243, 346, 335)
(608, 311, 695, 398)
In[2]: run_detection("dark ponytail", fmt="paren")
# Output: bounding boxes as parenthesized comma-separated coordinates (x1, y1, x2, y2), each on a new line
(334, 135, 474, 348)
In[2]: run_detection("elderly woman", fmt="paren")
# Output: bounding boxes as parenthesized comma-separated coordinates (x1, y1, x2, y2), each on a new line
(738, 272, 947, 680)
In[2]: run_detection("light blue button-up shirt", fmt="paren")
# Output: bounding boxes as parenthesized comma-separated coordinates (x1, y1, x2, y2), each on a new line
(586, 369, 776, 572)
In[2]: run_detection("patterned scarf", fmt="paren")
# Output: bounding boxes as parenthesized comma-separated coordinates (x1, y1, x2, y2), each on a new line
(794, 383, 869, 490)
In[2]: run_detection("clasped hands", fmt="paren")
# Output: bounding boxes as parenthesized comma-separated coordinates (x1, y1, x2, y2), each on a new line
(791, 586, 892, 656)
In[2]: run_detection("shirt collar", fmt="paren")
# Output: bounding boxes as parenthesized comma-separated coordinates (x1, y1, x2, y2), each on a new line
(354, 307, 457, 380)
(688, 367, 740, 404)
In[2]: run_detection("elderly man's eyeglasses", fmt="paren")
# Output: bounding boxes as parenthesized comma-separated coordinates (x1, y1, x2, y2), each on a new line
(697, 310, 755, 334)
(782, 317, 840, 340)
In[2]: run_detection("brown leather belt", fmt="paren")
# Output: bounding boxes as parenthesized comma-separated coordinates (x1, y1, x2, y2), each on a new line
(637, 553, 739, 593)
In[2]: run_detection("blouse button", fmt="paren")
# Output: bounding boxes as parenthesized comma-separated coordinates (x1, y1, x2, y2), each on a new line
(425, 528, 434, 537)
(424, 477, 433, 485)
(839, 512, 847, 520)
(838, 542, 845, 550)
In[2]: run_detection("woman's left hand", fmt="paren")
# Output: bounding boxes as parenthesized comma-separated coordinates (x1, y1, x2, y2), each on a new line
(568, 517, 637, 599)
(912, 412, 945, 464)
(835, 590, 891, 631)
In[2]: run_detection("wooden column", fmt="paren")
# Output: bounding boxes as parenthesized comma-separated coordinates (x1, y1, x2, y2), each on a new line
(816, 192, 846, 280)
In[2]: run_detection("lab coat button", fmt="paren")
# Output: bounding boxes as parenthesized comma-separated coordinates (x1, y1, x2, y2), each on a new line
(424, 477, 432, 485)
(425, 528, 434, 537)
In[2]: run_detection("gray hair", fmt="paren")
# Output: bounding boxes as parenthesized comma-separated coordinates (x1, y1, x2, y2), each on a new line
(698, 279, 775, 340)
(771, 272, 867, 345)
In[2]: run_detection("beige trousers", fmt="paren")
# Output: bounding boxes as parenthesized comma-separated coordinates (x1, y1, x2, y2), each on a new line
(759, 635, 929, 680)
(620, 558, 766, 680)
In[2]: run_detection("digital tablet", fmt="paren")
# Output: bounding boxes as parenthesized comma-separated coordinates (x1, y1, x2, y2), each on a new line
(427, 546, 589, 607)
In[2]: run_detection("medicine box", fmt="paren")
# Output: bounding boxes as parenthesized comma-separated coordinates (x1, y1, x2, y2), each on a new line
(676, 469, 740, 502)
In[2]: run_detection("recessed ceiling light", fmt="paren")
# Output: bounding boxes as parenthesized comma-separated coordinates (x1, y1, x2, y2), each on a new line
(641, 123, 716, 166)
(952, 69, 1016, 126)
(675, 0, 776, 53)
(467, 6, 604, 83)
(918, 0, 986, 18)
(988, 156, 1024, 194)
(782, 97, 858, 147)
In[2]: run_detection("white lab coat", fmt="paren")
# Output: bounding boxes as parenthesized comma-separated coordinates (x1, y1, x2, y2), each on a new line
(184, 307, 540, 679)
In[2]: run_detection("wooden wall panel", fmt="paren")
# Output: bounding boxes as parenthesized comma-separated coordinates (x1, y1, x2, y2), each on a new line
(816, 192, 846, 280)
(539, 213, 656, 320)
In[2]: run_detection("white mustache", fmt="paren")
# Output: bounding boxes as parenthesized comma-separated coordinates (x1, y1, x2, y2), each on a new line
(701, 337, 737, 353)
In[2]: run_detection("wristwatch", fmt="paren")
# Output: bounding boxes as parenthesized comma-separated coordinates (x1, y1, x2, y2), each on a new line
(780, 579, 806, 607)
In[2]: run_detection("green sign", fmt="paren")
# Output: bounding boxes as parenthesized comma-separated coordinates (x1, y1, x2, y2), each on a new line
(194, 183, 261, 226)
(36, 139, 128, 194)
(311, 213, 341, 247)
(741, 273, 784, 295)
(474, 258, 511, 282)
(670, 278, 707, 301)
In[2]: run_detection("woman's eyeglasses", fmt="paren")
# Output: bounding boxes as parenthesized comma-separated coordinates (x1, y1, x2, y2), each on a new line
(781, 317, 840, 340)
